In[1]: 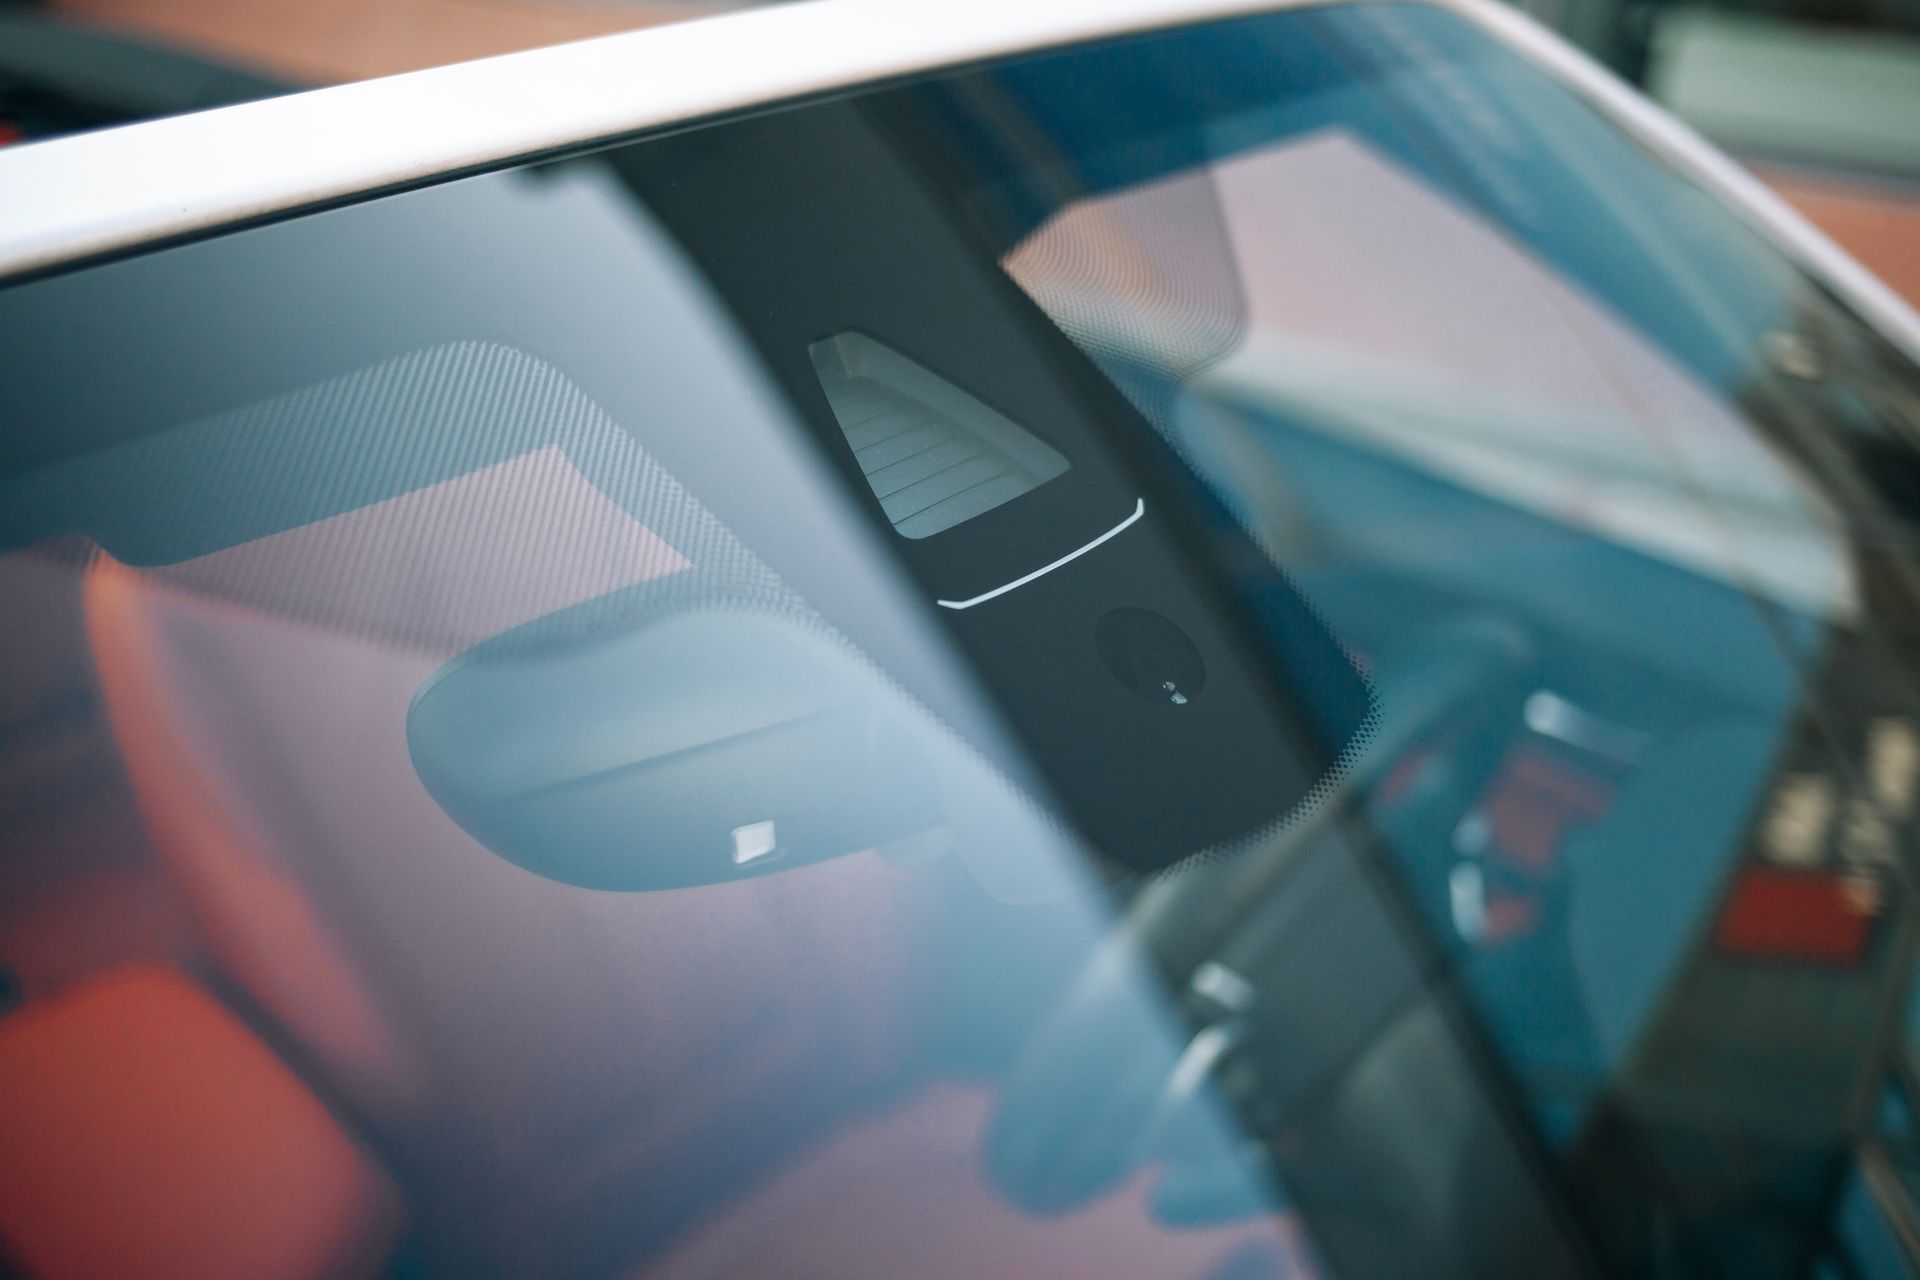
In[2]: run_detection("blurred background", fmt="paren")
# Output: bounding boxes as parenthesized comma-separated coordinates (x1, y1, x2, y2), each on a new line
(0, 0, 1915, 302)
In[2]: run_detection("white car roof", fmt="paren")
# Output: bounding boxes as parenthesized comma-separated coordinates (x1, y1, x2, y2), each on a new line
(0, 0, 1303, 279)
(0, 0, 1916, 362)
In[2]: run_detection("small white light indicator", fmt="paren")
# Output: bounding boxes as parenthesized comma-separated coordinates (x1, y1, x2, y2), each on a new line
(731, 821, 780, 867)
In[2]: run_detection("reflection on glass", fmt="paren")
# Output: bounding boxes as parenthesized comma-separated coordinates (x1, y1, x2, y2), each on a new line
(811, 331, 1071, 539)
(6, 5, 1920, 1280)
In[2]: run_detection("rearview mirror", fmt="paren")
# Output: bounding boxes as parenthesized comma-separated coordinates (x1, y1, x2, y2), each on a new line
(408, 604, 945, 891)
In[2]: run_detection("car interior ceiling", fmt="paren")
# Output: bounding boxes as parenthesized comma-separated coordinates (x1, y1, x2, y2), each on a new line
(3, 6, 1920, 1280)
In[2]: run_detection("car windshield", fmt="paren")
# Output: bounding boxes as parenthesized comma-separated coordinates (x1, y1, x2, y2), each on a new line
(6, 4, 1920, 1279)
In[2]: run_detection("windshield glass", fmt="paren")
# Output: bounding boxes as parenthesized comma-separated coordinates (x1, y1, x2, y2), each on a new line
(5, 5, 1920, 1279)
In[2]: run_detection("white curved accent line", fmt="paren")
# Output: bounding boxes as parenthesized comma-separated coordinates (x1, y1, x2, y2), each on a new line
(936, 498, 1144, 610)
